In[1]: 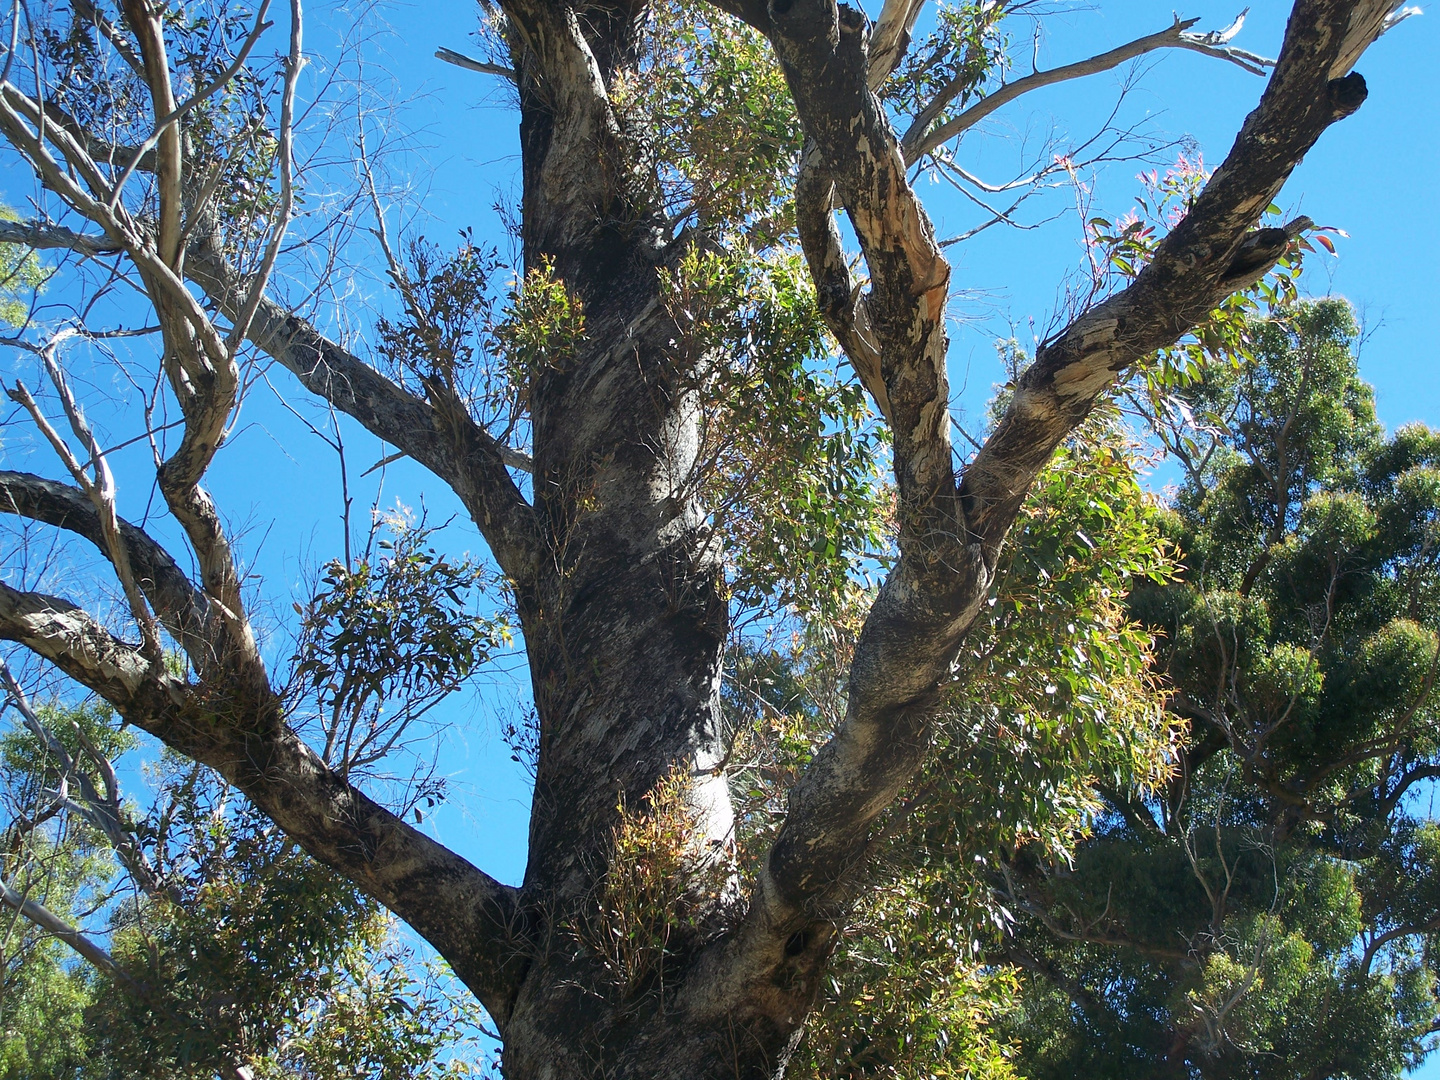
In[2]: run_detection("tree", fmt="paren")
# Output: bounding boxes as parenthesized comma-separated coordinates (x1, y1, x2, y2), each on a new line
(0, 0, 1421, 1076)
(996, 298, 1440, 1079)
(746, 408, 1186, 1079)
(709, 287, 1440, 1078)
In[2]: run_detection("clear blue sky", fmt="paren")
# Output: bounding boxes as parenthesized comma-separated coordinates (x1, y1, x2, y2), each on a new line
(5, 0, 1438, 1068)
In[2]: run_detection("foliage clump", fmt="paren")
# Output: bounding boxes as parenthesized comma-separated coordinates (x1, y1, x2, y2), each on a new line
(0, 702, 491, 1080)
(1003, 299, 1440, 1080)
(727, 415, 1183, 1078)
(581, 767, 733, 1002)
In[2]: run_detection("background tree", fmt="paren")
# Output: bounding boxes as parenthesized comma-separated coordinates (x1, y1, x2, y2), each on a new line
(0, 0, 1422, 1077)
(995, 297, 1440, 1080)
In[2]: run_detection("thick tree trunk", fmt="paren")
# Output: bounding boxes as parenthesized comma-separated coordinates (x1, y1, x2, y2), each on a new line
(494, 10, 753, 1070)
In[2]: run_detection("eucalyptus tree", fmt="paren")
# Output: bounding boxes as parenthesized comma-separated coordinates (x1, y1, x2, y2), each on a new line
(0, 0, 1420, 1076)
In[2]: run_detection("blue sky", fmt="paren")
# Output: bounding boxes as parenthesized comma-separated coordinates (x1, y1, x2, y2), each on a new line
(3, 0, 1437, 1068)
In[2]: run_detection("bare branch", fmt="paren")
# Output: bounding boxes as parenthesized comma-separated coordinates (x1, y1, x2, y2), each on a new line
(0, 84, 131, 217)
(793, 141, 889, 422)
(435, 46, 516, 80)
(0, 217, 123, 257)
(956, 6, 1392, 558)
(0, 469, 209, 663)
(7, 332, 164, 662)
(1362, 916, 1440, 975)
(109, 0, 275, 245)
(0, 583, 162, 703)
(0, 873, 126, 978)
(1330, 1, 1420, 78)
(224, 0, 303, 353)
(0, 85, 231, 366)
(903, 14, 1274, 164)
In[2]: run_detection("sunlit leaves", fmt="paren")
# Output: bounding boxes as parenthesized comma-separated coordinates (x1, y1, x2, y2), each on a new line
(940, 417, 1181, 829)
(578, 768, 731, 1001)
(728, 419, 1182, 1079)
(490, 256, 586, 405)
(621, 0, 803, 238)
(795, 894, 1022, 1080)
(673, 246, 890, 621)
(288, 513, 510, 778)
(884, 3, 1011, 130)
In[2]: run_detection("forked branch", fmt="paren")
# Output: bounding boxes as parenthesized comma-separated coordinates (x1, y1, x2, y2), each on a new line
(692, 0, 1399, 1021)
(0, 469, 209, 662)
(0, 581, 527, 1024)
(184, 245, 541, 583)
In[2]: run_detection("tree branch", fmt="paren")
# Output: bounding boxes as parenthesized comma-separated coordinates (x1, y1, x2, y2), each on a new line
(866, 0, 927, 91)
(903, 13, 1275, 163)
(793, 141, 889, 422)
(1373, 762, 1440, 820)
(693, 0, 1395, 1022)
(0, 469, 209, 664)
(0, 583, 528, 1026)
(1361, 916, 1440, 975)
(958, 3, 1375, 557)
(435, 46, 516, 80)
(0, 874, 129, 981)
(0, 217, 122, 256)
(0, 84, 231, 368)
(8, 335, 165, 661)
(997, 944, 1107, 1021)
(36, 97, 155, 173)
(683, 1, 984, 1016)
(184, 244, 541, 583)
